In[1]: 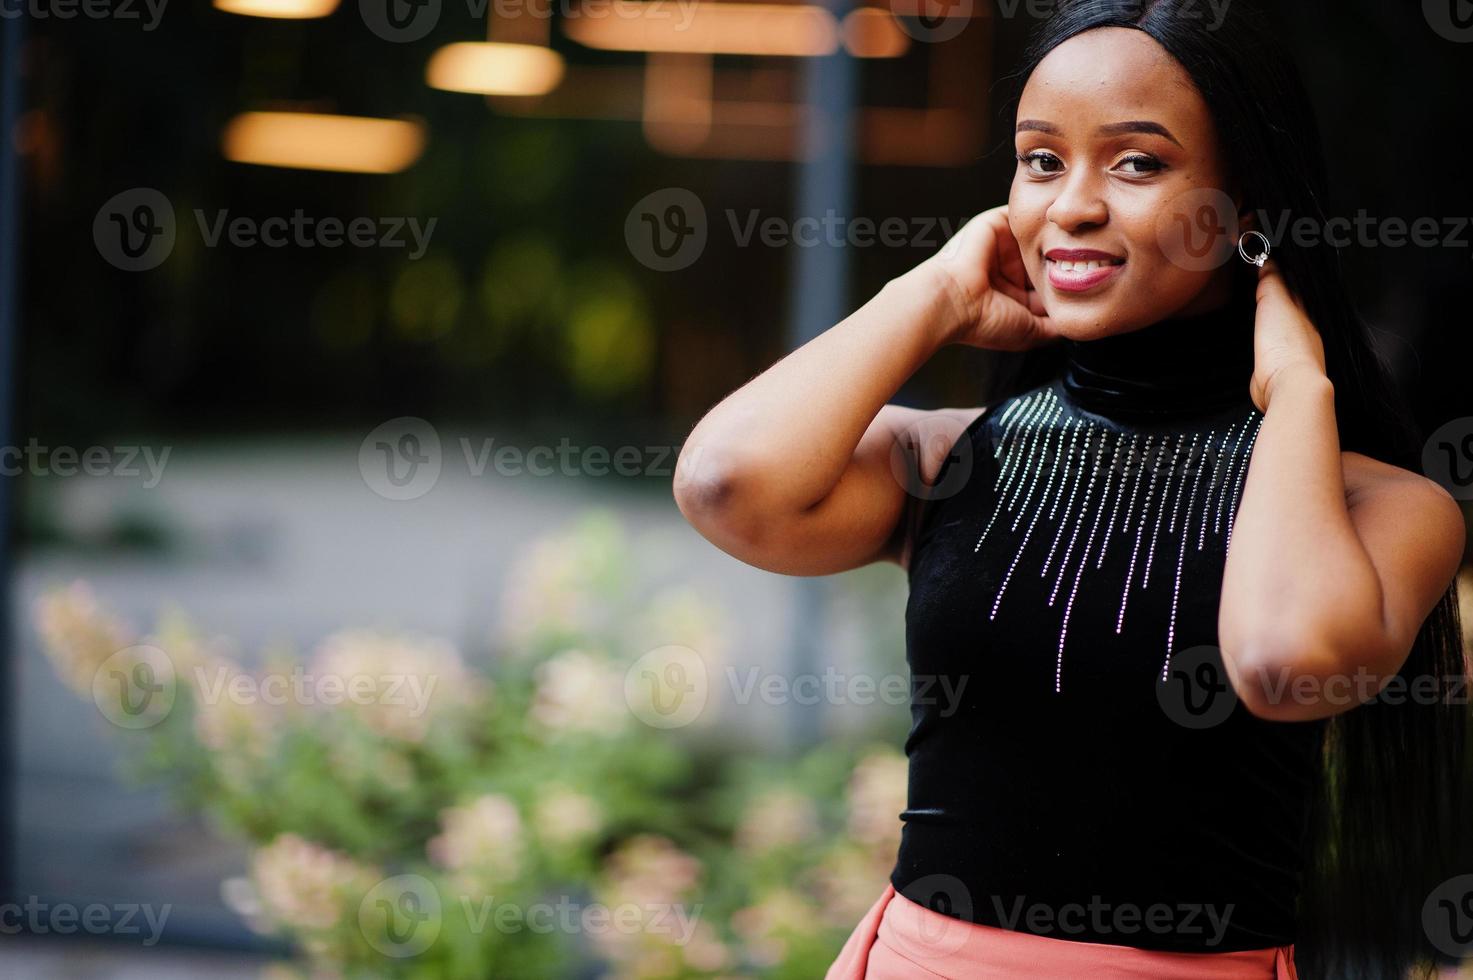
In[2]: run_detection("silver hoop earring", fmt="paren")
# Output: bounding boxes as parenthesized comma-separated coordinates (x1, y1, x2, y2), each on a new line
(1238, 230, 1271, 267)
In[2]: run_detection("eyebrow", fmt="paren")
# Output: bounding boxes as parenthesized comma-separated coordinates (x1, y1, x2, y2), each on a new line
(1015, 119, 1182, 147)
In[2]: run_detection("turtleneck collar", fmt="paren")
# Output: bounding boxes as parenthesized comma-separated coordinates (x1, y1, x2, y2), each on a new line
(1059, 287, 1257, 420)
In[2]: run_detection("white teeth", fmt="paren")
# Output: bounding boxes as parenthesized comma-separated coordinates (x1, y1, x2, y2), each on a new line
(1051, 259, 1116, 272)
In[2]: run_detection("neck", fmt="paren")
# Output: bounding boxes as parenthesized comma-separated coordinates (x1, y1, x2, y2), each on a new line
(1059, 289, 1257, 419)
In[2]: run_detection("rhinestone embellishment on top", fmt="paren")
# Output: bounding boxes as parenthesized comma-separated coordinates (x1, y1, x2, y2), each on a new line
(974, 387, 1264, 693)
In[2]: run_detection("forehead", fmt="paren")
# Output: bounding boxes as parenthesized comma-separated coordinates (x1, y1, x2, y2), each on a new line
(1019, 27, 1208, 134)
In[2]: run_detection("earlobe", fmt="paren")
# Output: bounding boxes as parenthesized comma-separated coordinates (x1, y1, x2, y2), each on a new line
(1228, 187, 1253, 232)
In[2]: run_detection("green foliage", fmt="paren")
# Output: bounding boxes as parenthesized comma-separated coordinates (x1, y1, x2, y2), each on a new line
(34, 509, 909, 978)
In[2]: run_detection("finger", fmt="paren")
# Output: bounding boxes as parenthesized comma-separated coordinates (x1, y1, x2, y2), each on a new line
(1254, 258, 1290, 305)
(983, 208, 1030, 293)
(993, 271, 1050, 321)
(1255, 258, 1308, 314)
(992, 277, 1031, 310)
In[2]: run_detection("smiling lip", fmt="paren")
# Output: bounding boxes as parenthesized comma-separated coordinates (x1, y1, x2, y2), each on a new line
(1044, 248, 1126, 293)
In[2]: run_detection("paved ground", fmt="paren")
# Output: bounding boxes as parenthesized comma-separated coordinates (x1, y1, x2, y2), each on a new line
(0, 935, 271, 977)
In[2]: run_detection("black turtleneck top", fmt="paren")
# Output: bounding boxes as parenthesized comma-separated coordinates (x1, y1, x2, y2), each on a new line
(891, 292, 1329, 953)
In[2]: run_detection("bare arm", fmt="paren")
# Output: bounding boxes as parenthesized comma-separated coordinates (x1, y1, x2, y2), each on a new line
(672, 264, 961, 576)
(1217, 263, 1466, 721)
(672, 207, 1052, 577)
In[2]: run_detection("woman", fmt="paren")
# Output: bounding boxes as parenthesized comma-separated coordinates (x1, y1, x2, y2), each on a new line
(673, 2, 1470, 978)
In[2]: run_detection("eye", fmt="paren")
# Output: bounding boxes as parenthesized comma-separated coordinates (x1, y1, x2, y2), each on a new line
(1115, 153, 1165, 175)
(1016, 150, 1064, 176)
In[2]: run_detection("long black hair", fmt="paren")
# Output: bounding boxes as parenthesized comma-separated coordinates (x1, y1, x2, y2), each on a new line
(987, 3, 1472, 978)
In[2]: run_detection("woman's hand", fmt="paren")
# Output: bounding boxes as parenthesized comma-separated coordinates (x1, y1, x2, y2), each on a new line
(920, 205, 1056, 351)
(1250, 258, 1328, 411)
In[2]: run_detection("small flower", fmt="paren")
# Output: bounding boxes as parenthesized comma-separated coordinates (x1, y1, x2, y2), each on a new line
(33, 581, 135, 695)
(532, 785, 604, 849)
(680, 919, 731, 972)
(597, 834, 702, 910)
(326, 737, 415, 795)
(228, 834, 377, 935)
(591, 835, 704, 969)
(807, 844, 895, 929)
(307, 629, 479, 742)
(731, 888, 818, 967)
(734, 788, 819, 855)
(427, 794, 524, 885)
(845, 747, 908, 852)
(191, 655, 277, 758)
(528, 648, 626, 736)
(498, 512, 626, 647)
(624, 587, 730, 667)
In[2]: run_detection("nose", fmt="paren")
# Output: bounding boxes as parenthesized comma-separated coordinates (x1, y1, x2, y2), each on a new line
(1045, 169, 1109, 231)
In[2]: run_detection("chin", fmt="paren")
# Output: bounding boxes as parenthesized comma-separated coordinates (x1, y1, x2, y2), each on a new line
(1038, 303, 1139, 341)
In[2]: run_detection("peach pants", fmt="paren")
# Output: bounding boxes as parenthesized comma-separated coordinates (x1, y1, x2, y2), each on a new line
(825, 884, 1299, 979)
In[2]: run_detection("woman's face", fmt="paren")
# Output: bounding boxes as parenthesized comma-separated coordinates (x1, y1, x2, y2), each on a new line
(1008, 27, 1243, 339)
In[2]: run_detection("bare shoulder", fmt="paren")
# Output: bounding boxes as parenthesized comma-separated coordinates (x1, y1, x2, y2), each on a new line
(1343, 450, 1452, 497)
(1341, 450, 1466, 539)
(874, 405, 988, 485)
